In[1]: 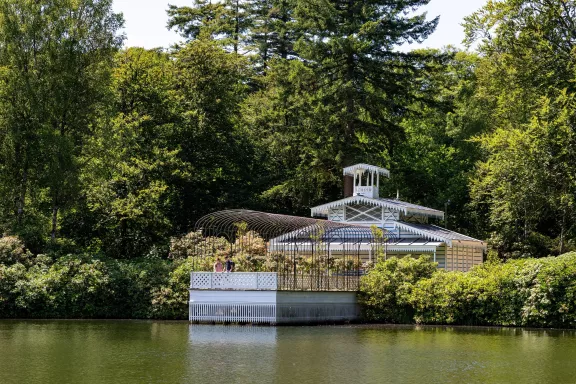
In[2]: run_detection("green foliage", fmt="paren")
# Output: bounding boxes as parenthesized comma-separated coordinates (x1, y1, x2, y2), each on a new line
(240, 0, 442, 213)
(360, 253, 576, 328)
(388, 48, 489, 235)
(0, 249, 189, 320)
(359, 256, 437, 323)
(0, 236, 32, 265)
(167, 0, 254, 54)
(79, 47, 187, 258)
(3, 0, 576, 324)
(471, 94, 576, 258)
(168, 0, 297, 66)
(76, 39, 256, 258)
(463, 0, 576, 257)
(169, 231, 206, 259)
(0, 0, 124, 247)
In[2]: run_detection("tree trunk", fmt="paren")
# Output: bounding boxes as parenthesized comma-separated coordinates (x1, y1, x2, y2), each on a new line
(51, 204, 58, 241)
(234, 0, 240, 54)
(17, 168, 27, 226)
(559, 207, 566, 255)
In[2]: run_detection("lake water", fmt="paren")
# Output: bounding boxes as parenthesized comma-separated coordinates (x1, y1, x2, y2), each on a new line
(0, 321, 575, 384)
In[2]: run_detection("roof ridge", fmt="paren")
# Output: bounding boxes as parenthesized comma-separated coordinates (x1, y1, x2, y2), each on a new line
(311, 196, 444, 218)
(395, 221, 484, 246)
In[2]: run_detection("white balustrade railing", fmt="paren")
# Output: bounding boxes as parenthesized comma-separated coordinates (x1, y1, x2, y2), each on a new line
(190, 272, 278, 290)
(189, 303, 277, 324)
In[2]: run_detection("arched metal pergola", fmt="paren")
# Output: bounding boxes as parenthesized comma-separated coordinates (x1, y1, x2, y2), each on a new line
(192, 209, 397, 291)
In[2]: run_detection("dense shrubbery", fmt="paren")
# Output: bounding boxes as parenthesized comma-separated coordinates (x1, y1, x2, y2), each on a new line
(0, 235, 194, 319)
(360, 253, 576, 328)
(4, 228, 576, 327)
(0, 230, 364, 320)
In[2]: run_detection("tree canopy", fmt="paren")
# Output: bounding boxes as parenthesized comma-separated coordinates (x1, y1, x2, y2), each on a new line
(0, 0, 574, 260)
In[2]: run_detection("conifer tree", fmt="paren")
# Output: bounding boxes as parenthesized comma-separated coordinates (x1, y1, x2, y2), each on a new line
(167, 0, 254, 54)
(249, 0, 298, 67)
(242, 0, 441, 211)
(293, 0, 439, 159)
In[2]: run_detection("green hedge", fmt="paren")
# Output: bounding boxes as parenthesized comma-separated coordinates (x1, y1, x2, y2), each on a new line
(3, 231, 576, 326)
(0, 237, 193, 319)
(359, 253, 576, 328)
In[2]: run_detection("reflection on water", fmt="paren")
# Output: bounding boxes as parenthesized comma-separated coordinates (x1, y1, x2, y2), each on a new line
(187, 325, 278, 384)
(189, 324, 277, 345)
(1, 321, 576, 384)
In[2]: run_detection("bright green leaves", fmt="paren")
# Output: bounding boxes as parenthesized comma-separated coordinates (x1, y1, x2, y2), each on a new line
(471, 95, 576, 258)
(463, 0, 576, 257)
(0, 0, 123, 248)
(361, 253, 576, 328)
(79, 41, 255, 258)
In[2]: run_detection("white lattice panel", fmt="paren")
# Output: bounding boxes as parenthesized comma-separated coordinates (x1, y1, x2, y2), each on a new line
(328, 207, 345, 222)
(345, 204, 383, 222)
(192, 273, 212, 289)
(213, 273, 256, 289)
(257, 273, 278, 289)
(190, 272, 278, 290)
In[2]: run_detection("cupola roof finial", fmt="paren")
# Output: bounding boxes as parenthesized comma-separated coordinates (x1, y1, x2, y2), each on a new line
(343, 163, 390, 177)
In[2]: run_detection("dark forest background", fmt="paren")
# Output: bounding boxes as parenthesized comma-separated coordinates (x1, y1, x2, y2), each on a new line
(0, 0, 575, 260)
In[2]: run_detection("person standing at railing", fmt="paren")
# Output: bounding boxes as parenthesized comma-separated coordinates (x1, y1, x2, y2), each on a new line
(225, 256, 235, 272)
(213, 258, 224, 273)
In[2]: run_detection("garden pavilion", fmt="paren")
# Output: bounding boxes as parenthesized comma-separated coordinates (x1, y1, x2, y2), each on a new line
(188, 163, 486, 324)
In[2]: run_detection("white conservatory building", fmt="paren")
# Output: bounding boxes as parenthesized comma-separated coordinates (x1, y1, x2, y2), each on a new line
(189, 163, 486, 324)
(309, 164, 486, 272)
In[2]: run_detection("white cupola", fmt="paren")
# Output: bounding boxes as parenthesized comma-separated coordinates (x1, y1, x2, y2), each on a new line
(343, 164, 390, 199)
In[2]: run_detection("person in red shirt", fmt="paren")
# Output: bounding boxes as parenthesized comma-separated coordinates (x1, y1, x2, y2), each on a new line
(213, 258, 223, 272)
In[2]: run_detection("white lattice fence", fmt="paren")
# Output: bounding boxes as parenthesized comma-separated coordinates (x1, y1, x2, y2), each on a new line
(190, 272, 278, 290)
(256, 273, 278, 289)
(191, 273, 213, 289)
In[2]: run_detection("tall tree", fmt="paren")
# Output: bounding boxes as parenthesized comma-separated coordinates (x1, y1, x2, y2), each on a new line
(171, 39, 257, 229)
(167, 0, 254, 54)
(0, 0, 123, 246)
(464, 0, 576, 257)
(471, 95, 576, 258)
(387, 48, 489, 236)
(79, 48, 187, 258)
(294, 0, 439, 154)
(242, 0, 441, 211)
(249, 0, 298, 67)
(79, 41, 257, 258)
(168, 0, 299, 68)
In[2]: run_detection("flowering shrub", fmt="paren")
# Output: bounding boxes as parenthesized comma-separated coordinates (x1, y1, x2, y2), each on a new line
(0, 236, 32, 265)
(3, 227, 576, 327)
(360, 253, 576, 328)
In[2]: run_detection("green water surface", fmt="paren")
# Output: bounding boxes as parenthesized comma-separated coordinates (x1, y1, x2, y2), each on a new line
(0, 321, 575, 384)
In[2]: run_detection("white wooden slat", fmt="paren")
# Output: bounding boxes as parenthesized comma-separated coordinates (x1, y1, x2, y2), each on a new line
(189, 303, 276, 324)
